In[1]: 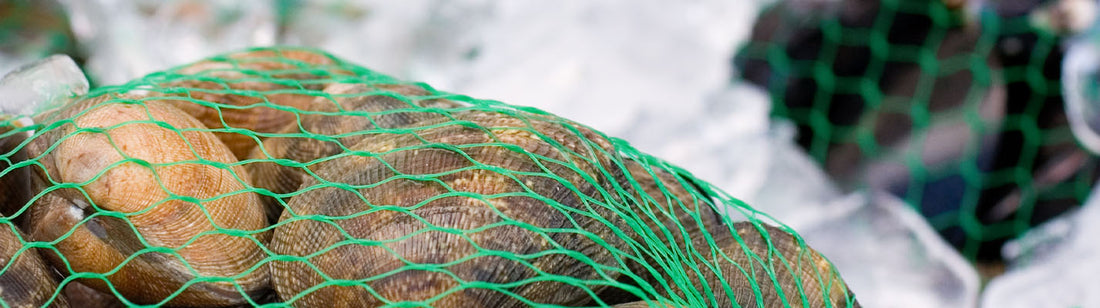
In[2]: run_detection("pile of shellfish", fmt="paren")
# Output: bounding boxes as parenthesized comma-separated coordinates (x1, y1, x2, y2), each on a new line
(0, 48, 859, 307)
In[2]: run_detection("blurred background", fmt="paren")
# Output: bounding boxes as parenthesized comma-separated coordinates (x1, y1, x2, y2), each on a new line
(3, 0, 1100, 306)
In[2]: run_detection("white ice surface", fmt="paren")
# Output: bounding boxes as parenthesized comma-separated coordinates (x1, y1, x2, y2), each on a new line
(57, 0, 277, 85)
(0, 55, 88, 116)
(982, 184, 1100, 308)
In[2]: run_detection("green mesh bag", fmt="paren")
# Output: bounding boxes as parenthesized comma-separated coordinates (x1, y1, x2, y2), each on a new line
(0, 47, 860, 307)
(734, 0, 1099, 261)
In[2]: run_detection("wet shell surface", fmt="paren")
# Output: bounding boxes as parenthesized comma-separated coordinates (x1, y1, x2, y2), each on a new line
(269, 110, 632, 307)
(156, 49, 356, 159)
(23, 95, 270, 306)
(0, 220, 68, 308)
(247, 82, 460, 222)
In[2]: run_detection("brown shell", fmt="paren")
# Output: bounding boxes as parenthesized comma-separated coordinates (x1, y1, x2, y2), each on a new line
(618, 222, 859, 308)
(594, 163, 858, 307)
(60, 281, 124, 308)
(269, 110, 631, 307)
(156, 49, 356, 159)
(611, 302, 683, 308)
(621, 160, 723, 248)
(23, 95, 270, 306)
(592, 160, 725, 305)
(247, 83, 461, 222)
(0, 122, 31, 218)
(0, 221, 68, 307)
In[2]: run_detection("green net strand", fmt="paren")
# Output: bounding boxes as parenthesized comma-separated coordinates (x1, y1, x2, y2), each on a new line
(735, 0, 1099, 262)
(0, 47, 860, 307)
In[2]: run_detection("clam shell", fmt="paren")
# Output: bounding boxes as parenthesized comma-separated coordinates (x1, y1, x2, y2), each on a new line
(24, 95, 270, 306)
(269, 110, 630, 307)
(705, 222, 857, 307)
(621, 160, 722, 248)
(0, 220, 68, 308)
(619, 222, 859, 308)
(60, 281, 124, 308)
(156, 49, 356, 159)
(592, 160, 724, 305)
(0, 123, 31, 218)
(594, 164, 858, 307)
(247, 82, 460, 222)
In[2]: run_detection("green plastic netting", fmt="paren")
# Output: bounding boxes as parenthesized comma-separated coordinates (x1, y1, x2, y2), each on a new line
(735, 0, 1099, 261)
(0, 47, 860, 307)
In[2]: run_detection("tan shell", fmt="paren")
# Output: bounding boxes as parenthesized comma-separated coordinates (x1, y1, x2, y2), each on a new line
(247, 82, 460, 222)
(617, 222, 859, 308)
(269, 110, 631, 307)
(156, 49, 356, 159)
(23, 95, 270, 306)
(0, 220, 68, 308)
